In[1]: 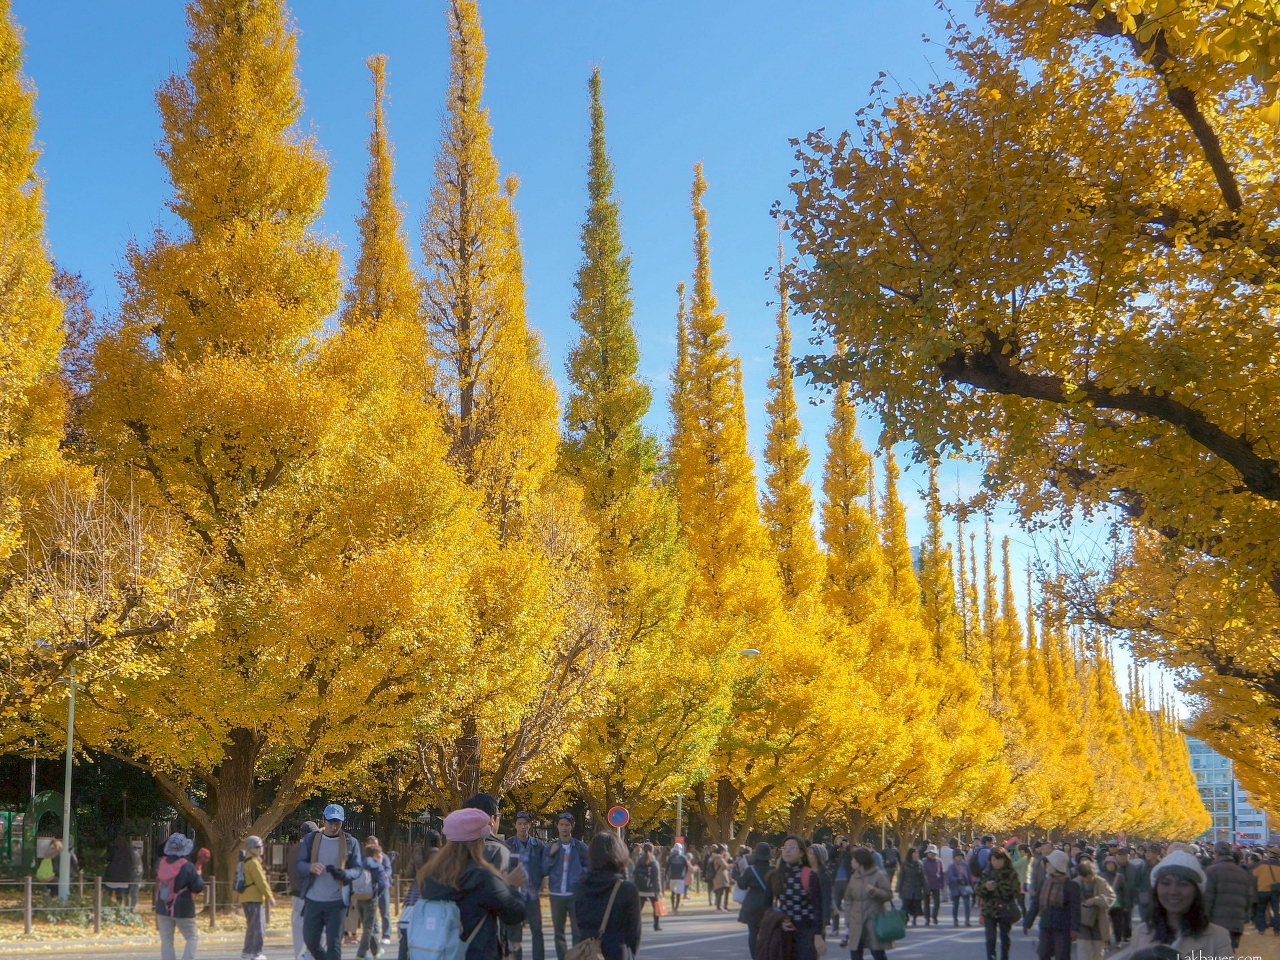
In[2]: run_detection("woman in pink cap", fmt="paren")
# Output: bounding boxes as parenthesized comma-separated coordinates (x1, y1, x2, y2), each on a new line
(418, 807, 528, 959)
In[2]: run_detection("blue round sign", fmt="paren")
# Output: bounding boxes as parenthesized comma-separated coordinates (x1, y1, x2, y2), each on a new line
(607, 806, 630, 828)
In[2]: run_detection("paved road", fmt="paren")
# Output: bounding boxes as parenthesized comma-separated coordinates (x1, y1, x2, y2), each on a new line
(4, 900, 1048, 960)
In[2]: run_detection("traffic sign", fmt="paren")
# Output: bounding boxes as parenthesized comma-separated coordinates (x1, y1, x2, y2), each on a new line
(607, 806, 630, 828)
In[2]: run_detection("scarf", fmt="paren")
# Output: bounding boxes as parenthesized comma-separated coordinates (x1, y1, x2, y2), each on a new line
(1042, 873, 1068, 909)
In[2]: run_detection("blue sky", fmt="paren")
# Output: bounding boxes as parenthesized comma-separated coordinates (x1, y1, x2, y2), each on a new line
(14, 0, 1167, 694)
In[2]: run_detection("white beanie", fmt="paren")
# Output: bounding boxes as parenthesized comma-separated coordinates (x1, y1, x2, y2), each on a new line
(1047, 850, 1070, 874)
(1150, 849, 1206, 890)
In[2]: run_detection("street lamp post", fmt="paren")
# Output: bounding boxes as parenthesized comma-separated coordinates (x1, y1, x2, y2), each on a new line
(59, 665, 76, 901)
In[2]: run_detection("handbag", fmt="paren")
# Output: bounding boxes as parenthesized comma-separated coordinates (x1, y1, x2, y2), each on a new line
(959, 885, 974, 897)
(565, 880, 622, 960)
(872, 906, 907, 943)
(733, 865, 764, 905)
(997, 899, 1022, 924)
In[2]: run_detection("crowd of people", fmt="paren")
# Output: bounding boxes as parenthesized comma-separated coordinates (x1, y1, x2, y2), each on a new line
(143, 806, 1280, 960)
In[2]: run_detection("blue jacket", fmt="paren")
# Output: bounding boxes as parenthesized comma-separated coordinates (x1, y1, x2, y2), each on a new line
(362, 854, 389, 897)
(543, 838, 590, 898)
(506, 835, 546, 894)
(294, 831, 364, 907)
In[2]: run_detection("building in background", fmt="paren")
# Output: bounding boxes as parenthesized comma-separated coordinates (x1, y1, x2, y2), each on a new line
(1185, 735, 1277, 844)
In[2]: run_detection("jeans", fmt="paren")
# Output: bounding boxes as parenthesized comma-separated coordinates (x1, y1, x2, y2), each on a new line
(243, 902, 265, 957)
(508, 896, 545, 960)
(304, 898, 348, 960)
(294, 896, 314, 959)
(549, 895, 579, 960)
(927, 889, 941, 922)
(1256, 891, 1280, 933)
(1037, 926, 1072, 960)
(379, 888, 391, 942)
(1108, 906, 1129, 943)
(984, 915, 1011, 960)
(952, 892, 972, 925)
(1023, 897, 1038, 934)
(832, 881, 849, 931)
(355, 898, 381, 957)
(158, 915, 198, 960)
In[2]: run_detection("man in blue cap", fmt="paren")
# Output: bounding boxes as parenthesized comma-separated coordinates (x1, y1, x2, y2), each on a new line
(296, 804, 364, 960)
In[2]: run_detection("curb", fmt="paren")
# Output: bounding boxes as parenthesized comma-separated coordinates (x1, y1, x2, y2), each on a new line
(0, 929, 292, 953)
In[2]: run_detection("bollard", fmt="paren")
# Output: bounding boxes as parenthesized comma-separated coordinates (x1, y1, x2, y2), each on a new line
(23, 875, 32, 936)
(208, 876, 217, 930)
(394, 877, 400, 917)
(79, 870, 84, 898)
(94, 876, 102, 933)
(264, 892, 271, 927)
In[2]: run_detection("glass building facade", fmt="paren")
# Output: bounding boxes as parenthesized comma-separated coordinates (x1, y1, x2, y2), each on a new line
(1185, 736, 1275, 844)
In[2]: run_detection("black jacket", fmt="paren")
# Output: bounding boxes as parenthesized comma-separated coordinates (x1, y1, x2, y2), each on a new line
(633, 856, 660, 895)
(104, 839, 134, 884)
(736, 857, 773, 926)
(575, 869, 642, 960)
(155, 855, 205, 919)
(420, 864, 527, 960)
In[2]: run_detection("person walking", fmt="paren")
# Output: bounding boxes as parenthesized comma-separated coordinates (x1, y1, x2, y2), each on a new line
(297, 804, 366, 960)
(1251, 846, 1280, 934)
(923, 845, 945, 926)
(1129, 849, 1234, 959)
(969, 837, 996, 879)
(765, 837, 830, 960)
(735, 842, 773, 960)
(1023, 840, 1053, 935)
(946, 849, 975, 927)
(418, 808, 527, 960)
(542, 813, 589, 960)
(104, 835, 134, 906)
(842, 847, 894, 960)
(632, 843, 662, 932)
(365, 838, 393, 951)
(666, 842, 689, 914)
(1100, 856, 1131, 947)
(1205, 841, 1255, 948)
(882, 844, 900, 889)
(505, 812, 546, 960)
(1073, 855, 1114, 960)
(354, 838, 389, 960)
(897, 847, 926, 927)
(977, 847, 1021, 960)
(711, 845, 733, 912)
(574, 832, 642, 960)
(1034, 850, 1081, 960)
(238, 836, 276, 960)
(831, 841, 853, 936)
(1013, 845, 1033, 919)
(156, 834, 206, 960)
(289, 822, 320, 960)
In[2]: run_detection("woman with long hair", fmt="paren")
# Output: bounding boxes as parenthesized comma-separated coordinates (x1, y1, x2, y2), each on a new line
(418, 809, 527, 960)
(574, 832, 642, 960)
(766, 836, 831, 960)
(1129, 851, 1233, 959)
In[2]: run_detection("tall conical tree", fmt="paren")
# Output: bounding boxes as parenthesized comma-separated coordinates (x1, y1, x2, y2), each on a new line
(668, 163, 777, 621)
(84, 0, 486, 879)
(821, 381, 884, 621)
(761, 240, 822, 604)
(342, 55, 418, 330)
(557, 69, 711, 827)
(879, 450, 921, 618)
(0, 0, 65, 481)
(421, 0, 558, 527)
(919, 463, 959, 660)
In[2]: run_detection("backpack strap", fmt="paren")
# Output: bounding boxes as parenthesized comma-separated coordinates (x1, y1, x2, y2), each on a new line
(463, 914, 488, 946)
(311, 831, 322, 866)
(600, 878, 623, 933)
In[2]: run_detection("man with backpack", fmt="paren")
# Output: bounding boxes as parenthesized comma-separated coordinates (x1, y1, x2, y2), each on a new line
(506, 811, 546, 960)
(353, 838, 389, 960)
(155, 833, 207, 960)
(296, 804, 365, 960)
(543, 813, 590, 960)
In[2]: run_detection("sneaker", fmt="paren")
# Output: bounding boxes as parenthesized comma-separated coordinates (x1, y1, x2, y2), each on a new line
(840, 937, 850, 948)
(382, 938, 392, 945)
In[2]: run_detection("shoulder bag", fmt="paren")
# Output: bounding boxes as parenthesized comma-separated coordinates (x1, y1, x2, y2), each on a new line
(566, 879, 622, 960)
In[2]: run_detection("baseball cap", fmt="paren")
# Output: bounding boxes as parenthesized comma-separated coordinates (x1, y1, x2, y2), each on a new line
(323, 803, 346, 822)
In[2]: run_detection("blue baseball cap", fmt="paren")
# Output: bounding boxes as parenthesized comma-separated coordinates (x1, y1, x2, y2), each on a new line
(323, 804, 345, 822)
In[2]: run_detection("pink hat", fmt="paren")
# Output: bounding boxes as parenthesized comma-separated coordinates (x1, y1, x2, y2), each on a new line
(443, 808, 493, 843)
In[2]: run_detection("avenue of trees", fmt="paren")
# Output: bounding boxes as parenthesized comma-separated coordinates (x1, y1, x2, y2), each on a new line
(0, 0, 1226, 874)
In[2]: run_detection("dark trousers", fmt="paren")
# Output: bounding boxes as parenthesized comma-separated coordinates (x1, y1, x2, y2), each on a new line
(927, 890, 942, 922)
(1109, 906, 1131, 943)
(242, 902, 265, 957)
(355, 898, 380, 958)
(747, 923, 761, 960)
(1023, 897, 1039, 934)
(854, 932, 888, 960)
(304, 899, 347, 960)
(379, 889, 391, 942)
(832, 881, 849, 931)
(984, 915, 1012, 960)
(507, 896, 544, 960)
(793, 921, 822, 960)
(1037, 926, 1071, 960)
(952, 893, 972, 925)
(1256, 891, 1280, 933)
(549, 895, 579, 960)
